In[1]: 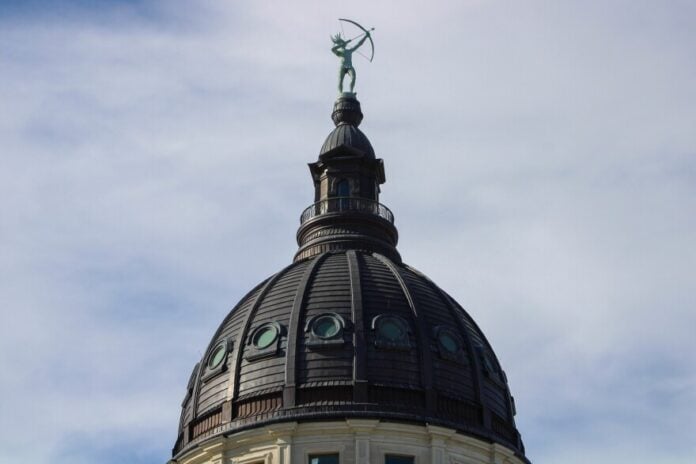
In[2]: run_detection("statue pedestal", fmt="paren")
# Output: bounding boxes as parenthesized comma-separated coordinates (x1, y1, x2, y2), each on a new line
(332, 94, 363, 126)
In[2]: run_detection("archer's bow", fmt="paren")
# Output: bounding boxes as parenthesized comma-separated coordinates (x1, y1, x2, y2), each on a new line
(338, 18, 375, 62)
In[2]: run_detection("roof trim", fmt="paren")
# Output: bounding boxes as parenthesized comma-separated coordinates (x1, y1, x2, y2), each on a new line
(404, 264, 487, 421)
(191, 277, 272, 418)
(373, 253, 436, 413)
(228, 262, 299, 405)
(347, 250, 368, 401)
(283, 253, 329, 407)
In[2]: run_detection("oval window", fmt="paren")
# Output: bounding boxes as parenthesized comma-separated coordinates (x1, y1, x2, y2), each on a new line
(483, 354, 497, 374)
(438, 332, 459, 353)
(253, 326, 278, 349)
(380, 319, 404, 341)
(208, 343, 227, 369)
(313, 315, 340, 339)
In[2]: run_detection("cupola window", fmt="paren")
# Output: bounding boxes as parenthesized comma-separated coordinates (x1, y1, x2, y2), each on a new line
(476, 344, 504, 384)
(336, 179, 350, 197)
(305, 313, 346, 348)
(314, 315, 340, 338)
(254, 326, 278, 349)
(381, 319, 403, 341)
(439, 332, 458, 353)
(245, 322, 284, 361)
(201, 339, 232, 382)
(371, 314, 411, 350)
(434, 326, 466, 363)
(336, 179, 350, 210)
(208, 343, 227, 369)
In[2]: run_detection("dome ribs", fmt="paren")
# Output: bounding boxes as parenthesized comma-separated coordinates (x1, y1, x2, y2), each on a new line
(347, 250, 368, 402)
(283, 253, 329, 407)
(403, 265, 487, 420)
(228, 262, 301, 409)
(175, 251, 526, 459)
(373, 253, 436, 414)
(359, 254, 421, 390)
(297, 253, 354, 388)
(237, 264, 309, 395)
(191, 278, 270, 420)
(445, 292, 516, 427)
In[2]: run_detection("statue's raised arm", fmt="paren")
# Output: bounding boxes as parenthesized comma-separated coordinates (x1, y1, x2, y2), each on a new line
(348, 30, 371, 52)
(331, 19, 375, 95)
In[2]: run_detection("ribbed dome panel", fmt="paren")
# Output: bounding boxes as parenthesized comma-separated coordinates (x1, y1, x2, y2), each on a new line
(400, 268, 478, 400)
(297, 253, 353, 385)
(360, 253, 422, 389)
(237, 261, 309, 398)
(320, 124, 375, 158)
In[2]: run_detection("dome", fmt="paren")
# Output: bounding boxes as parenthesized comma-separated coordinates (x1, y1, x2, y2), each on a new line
(319, 94, 375, 159)
(320, 124, 375, 159)
(171, 93, 528, 464)
(173, 250, 524, 459)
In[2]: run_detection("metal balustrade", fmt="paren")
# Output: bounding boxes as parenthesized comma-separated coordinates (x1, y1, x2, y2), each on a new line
(300, 197, 394, 225)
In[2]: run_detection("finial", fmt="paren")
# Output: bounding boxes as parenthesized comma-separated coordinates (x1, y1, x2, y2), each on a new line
(331, 93, 363, 127)
(332, 19, 375, 94)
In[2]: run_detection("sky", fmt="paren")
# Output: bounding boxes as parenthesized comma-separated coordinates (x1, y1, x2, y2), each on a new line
(1, 1, 694, 463)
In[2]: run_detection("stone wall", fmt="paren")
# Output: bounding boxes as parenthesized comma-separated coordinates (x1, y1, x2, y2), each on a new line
(171, 420, 525, 464)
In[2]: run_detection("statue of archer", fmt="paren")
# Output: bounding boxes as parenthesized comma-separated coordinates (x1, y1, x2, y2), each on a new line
(331, 24, 373, 94)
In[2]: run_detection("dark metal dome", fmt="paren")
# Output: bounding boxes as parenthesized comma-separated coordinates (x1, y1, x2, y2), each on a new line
(320, 94, 375, 159)
(174, 251, 524, 460)
(320, 124, 375, 159)
(172, 94, 527, 463)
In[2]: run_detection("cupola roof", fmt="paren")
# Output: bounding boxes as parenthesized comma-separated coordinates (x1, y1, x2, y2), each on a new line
(320, 94, 375, 159)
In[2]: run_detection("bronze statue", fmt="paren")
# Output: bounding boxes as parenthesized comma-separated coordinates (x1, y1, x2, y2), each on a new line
(332, 19, 374, 94)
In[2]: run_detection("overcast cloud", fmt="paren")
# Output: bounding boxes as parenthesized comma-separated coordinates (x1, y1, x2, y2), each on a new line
(1, 1, 694, 463)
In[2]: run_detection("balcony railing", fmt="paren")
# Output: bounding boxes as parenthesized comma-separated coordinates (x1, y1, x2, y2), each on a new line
(300, 197, 394, 225)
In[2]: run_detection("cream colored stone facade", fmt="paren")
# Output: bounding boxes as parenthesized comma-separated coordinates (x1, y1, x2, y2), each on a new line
(172, 420, 524, 464)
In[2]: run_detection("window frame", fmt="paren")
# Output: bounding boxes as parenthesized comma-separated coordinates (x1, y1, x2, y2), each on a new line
(384, 453, 415, 464)
(307, 452, 340, 464)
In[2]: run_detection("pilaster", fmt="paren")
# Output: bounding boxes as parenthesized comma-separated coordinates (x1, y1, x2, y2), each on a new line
(347, 419, 380, 464)
(427, 425, 456, 464)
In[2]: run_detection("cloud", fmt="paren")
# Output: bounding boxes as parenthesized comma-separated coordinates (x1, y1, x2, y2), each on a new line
(0, 1, 694, 463)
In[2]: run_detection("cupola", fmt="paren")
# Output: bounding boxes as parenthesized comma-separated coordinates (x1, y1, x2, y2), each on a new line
(296, 94, 398, 263)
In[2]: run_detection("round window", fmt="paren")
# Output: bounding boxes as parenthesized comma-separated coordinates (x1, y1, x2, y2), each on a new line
(253, 325, 278, 349)
(380, 319, 404, 341)
(208, 344, 227, 369)
(313, 315, 340, 339)
(438, 332, 459, 353)
(483, 353, 497, 374)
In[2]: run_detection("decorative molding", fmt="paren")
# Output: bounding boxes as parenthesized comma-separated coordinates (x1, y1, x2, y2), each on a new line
(175, 420, 528, 464)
